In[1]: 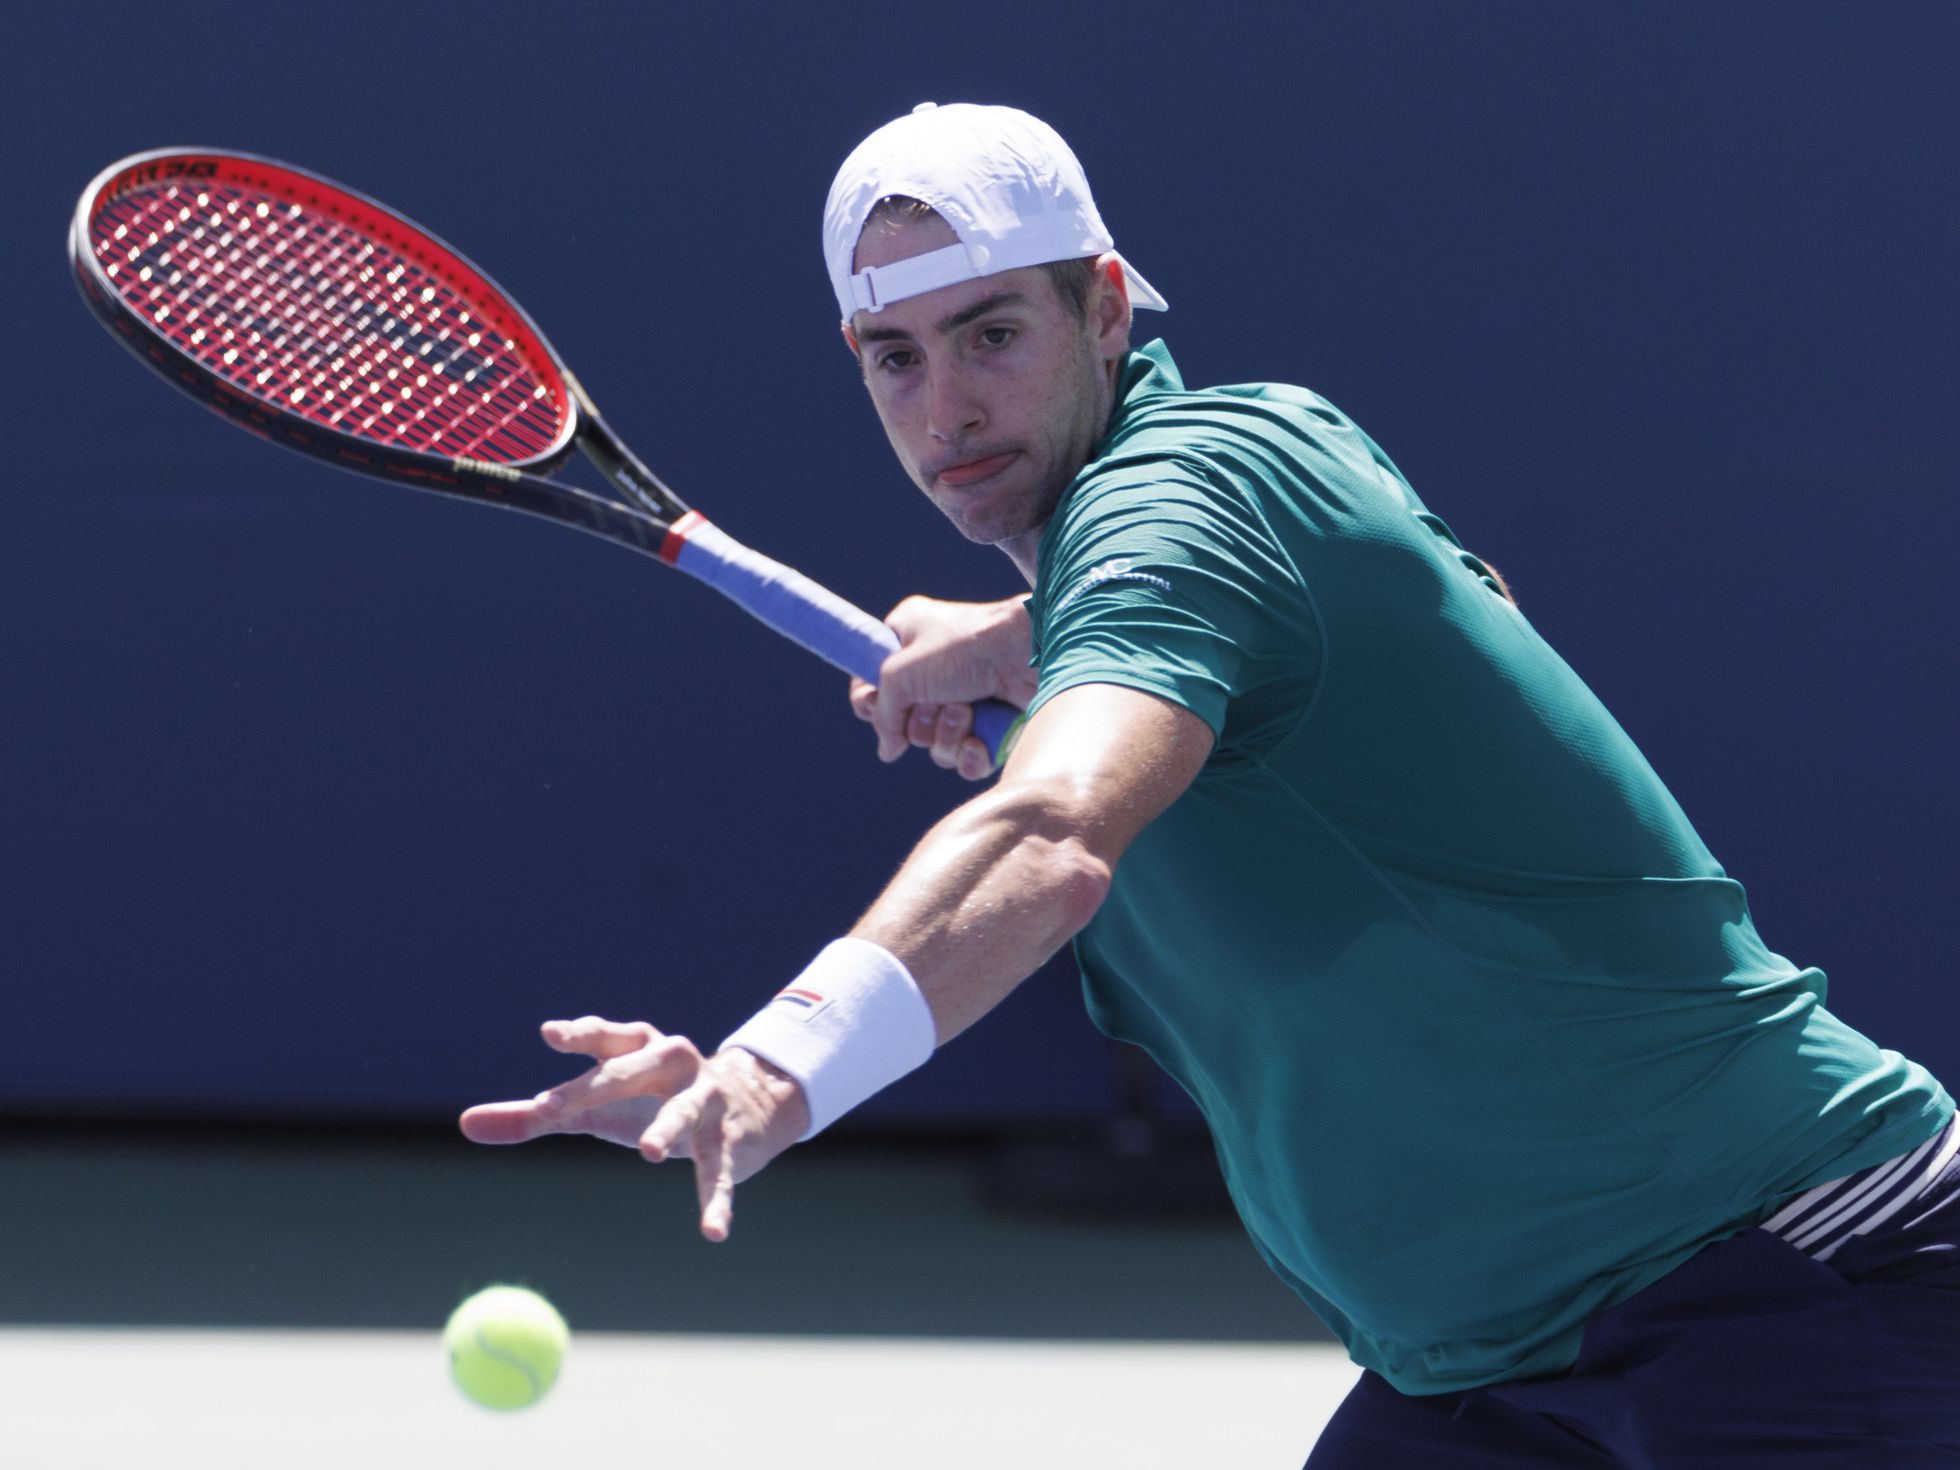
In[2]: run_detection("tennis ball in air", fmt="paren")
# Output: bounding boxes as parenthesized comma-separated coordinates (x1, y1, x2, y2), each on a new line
(443, 1284, 569, 1410)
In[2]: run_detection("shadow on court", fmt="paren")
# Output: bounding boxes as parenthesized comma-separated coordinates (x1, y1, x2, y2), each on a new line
(0, 1118, 1331, 1344)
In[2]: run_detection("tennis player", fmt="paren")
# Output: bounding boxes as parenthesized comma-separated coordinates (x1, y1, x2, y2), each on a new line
(464, 103, 1960, 1464)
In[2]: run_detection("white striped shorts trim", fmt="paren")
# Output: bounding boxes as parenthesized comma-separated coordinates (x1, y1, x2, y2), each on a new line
(1760, 1112, 1960, 1262)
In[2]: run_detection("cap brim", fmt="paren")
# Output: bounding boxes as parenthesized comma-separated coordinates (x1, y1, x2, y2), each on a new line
(1113, 253, 1168, 311)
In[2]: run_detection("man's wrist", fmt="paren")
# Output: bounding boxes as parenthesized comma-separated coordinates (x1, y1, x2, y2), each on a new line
(715, 1047, 813, 1141)
(719, 937, 937, 1140)
(986, 595, 1039, 710)
(994, 593, 1033, 630)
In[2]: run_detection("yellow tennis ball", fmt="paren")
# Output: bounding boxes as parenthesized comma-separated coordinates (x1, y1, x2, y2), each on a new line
(443, 1284, 569, 1411)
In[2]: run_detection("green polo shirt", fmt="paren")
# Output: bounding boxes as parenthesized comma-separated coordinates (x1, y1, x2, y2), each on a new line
(1025, 340, 1951, 1395)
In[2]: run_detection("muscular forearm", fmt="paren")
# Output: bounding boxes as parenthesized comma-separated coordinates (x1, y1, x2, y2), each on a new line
(850, 775, 1115, 1043)
(848, 682, 1214, 1045)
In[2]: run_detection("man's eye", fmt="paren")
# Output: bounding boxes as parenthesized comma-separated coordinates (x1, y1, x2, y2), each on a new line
(979, 326, 1015, 348)
(876, 350, 917, 372)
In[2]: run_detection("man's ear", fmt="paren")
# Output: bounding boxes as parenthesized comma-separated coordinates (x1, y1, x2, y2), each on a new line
(841, 322, 867, 380)
(1091, 254, 1134, 360)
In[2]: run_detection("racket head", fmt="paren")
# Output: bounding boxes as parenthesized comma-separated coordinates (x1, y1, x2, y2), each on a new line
(71, 148, 582, 487)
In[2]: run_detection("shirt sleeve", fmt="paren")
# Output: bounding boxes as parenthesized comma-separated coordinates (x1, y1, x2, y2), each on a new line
(1028, 461, 1316, 742)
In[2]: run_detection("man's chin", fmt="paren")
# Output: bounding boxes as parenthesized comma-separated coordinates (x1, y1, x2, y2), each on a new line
(949, 519, 1008, 547)
(921, 470, 1061, 552)
(940, 504, 1026, 545)
(946, 514, 1051, 559)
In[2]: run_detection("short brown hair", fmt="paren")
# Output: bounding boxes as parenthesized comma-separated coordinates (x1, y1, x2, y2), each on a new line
(861, 196, 1098, 321)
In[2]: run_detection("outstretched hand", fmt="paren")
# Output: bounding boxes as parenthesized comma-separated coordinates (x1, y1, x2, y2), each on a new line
(851, 594, 1037, 780)
(459, 1017, 809, 1242)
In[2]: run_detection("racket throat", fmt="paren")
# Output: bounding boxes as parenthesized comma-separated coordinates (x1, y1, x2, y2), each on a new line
(565, 372, 686, 523)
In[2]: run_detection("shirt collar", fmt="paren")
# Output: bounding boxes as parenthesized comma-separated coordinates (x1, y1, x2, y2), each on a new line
(1031, 340, 1183, 598)
(1112, 338, 1183, 423)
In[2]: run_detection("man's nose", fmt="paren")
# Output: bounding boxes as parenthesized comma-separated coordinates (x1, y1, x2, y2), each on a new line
(926, 365, 984, 443)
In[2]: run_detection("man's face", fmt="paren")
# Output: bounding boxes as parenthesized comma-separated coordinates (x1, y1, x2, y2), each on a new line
(847, 213, 1130, 572)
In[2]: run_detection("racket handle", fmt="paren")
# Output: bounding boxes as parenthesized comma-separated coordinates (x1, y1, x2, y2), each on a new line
(660, 513, 1024, 763)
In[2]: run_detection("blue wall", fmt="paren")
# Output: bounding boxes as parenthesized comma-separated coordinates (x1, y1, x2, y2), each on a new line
(4, 1, 1955, 1125)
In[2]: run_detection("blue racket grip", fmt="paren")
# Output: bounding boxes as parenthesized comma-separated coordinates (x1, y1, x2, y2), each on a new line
(661, 513, 1025, 764)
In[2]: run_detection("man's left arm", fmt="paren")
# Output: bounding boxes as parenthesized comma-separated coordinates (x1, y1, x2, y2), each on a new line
(849, 678, 1212, 1040)
(460, 680, 1214, 1237)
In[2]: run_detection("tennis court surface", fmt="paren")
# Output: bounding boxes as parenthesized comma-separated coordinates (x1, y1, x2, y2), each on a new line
(1, 1121, 1350, 1466)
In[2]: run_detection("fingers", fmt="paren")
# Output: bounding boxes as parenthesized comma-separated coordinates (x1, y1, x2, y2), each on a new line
(696, 1131, 738, 1243)
(540, 1015, 658, 1060)
(871, 601, 953, 762)
(859, 595, 1031, 770)
(534, 1028, 704, 1124)
(458, 1099, 552, 1146)
(924, 702, 972, 769)
(462, 1023, 657, 1147)
(875, 686, 925, 763)
(637, 1077, 713, 1162)
(954, 735, 994, 782)
(464, 1032, 796, 1246)
(894, 698, 986, 765)
(638, 1078, 738, 1241)
(863, 695, 995, 772)
(853, 675, 916, 763)
(849, 676, 877, 725)
(460, 1020, 691, 1152)
(919, 703, 996, 781)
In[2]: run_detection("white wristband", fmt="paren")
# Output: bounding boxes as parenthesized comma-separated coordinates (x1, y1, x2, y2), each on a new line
(720, 938, 937, 1140)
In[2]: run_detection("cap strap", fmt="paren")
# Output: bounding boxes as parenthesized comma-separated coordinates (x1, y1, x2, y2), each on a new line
(847, 241, 982, 314)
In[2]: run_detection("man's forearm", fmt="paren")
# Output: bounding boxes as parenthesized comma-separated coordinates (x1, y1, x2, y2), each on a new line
(851, 773, 1113, 1043)
(847, 678, 1216, 1046)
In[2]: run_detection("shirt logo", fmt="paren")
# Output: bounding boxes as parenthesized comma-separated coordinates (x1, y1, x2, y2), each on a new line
(1055, 557, 1173, 611)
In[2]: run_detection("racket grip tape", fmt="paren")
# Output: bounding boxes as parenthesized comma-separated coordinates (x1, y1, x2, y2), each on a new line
(661, 513, 1024, 763)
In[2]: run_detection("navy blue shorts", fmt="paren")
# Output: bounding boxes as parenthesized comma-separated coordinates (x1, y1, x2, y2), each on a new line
(1307, 1130, 1960, 1467)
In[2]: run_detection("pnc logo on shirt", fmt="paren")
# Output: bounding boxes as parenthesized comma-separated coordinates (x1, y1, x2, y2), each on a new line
(1056, 556, 1173, 611)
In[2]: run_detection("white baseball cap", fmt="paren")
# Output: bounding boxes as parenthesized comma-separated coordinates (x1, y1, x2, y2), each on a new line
(823, 102, 1169, 324)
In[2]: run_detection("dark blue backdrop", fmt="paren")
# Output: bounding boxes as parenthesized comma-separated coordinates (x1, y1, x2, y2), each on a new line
(3, 1, 1954, 1125)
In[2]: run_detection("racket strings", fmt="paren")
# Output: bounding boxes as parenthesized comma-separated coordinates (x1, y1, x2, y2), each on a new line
(91, 183, 566, 463)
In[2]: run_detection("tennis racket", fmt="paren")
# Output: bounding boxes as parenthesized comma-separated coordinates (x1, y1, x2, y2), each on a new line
(70, 147, 1022, 760)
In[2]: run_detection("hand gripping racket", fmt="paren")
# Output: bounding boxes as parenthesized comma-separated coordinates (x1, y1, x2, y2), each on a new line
(70, 148, 1023, 760)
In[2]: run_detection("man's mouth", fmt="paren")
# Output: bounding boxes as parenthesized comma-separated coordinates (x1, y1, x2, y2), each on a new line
(934, 451, 1021, 488)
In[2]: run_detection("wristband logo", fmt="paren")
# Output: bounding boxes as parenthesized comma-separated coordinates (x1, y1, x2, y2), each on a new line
(1055, 556, 1172, 611)
(769, 986, 833, 1020)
